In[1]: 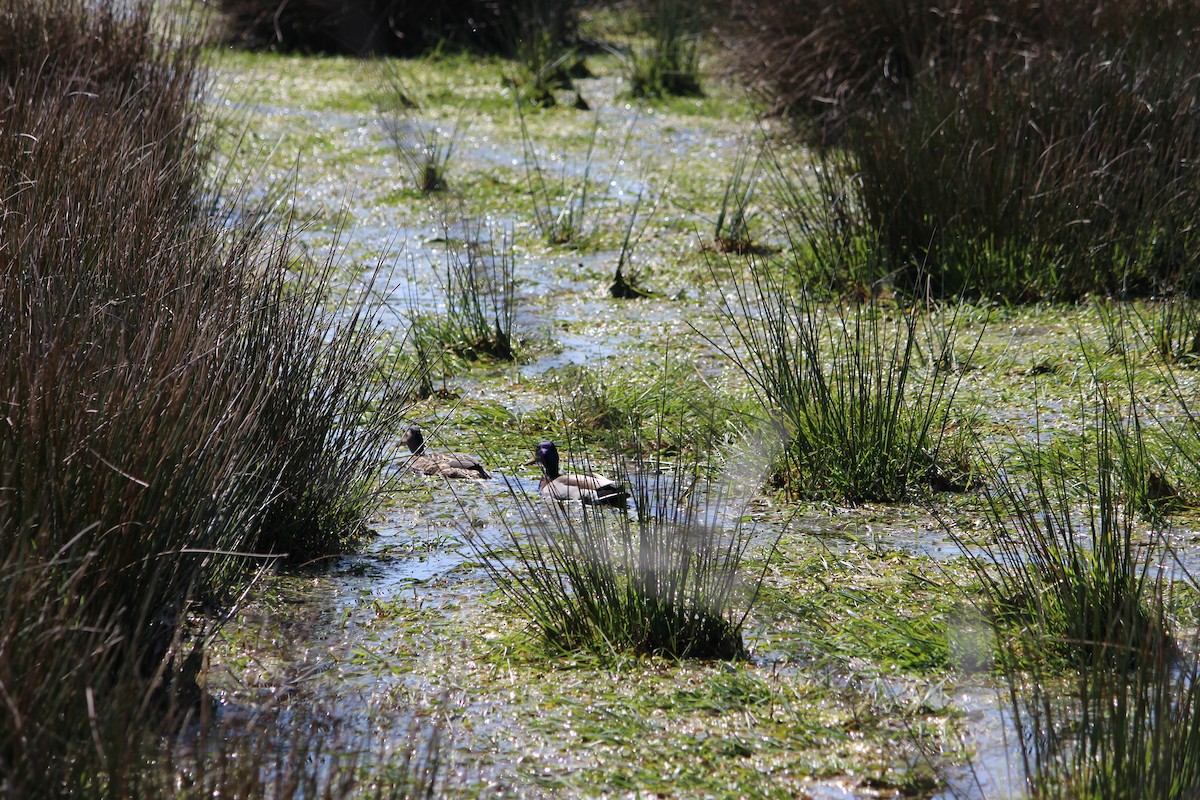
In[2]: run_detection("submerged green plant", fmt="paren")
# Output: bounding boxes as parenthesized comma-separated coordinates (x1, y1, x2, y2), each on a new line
(705, 259, 978, 501)
(477, 446, 781, 659)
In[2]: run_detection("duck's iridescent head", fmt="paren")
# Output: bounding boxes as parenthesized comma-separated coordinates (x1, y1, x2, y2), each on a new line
(533, 441, 559, 477)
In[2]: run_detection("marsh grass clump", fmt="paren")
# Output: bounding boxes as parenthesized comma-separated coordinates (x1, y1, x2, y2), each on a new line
(1, 0, 414, 792)
(627, 0, 703, 99)
(711, 137, 763, 255)
(999, 621, 1200, 800)
(959, 399, 1200, 798)
(847, 47, 1200, 300)
(520, 105, 615, 246)
(723, 0, 1200, 142)
(499, 0, 586, 108)
(216, 0, 579, 57)
(375, 61, 462, 193)
(608, 185, 660, 298)
(952, 397, 1176, 673)
(734, 1, 1200, 300)
(706, 259, 977, 501)
(1128, 295, 1200, 367)
(478, 448, 780, 659)
(419, 217, 518, 361)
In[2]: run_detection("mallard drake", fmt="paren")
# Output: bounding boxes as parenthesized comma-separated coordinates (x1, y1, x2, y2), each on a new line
(400, 425, 490, 479)
(528, 440, 628, 505)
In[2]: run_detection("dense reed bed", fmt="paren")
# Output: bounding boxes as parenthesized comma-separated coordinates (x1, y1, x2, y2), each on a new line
(725, 0, 1200, 300)
(0, 0, 413, 793)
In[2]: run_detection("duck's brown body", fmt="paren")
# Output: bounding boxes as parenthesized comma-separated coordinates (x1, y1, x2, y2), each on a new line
(401, 425, 490, 479)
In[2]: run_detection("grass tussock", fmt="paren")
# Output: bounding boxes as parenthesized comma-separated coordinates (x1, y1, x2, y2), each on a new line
(627, 0, 704, 99)
(1003, 624, 1200, 800)
(952, 395, 1175, 672)
(478, 446, 779, 660)
(723, 0, 1200, 141)
(411, 214, 518, 362)
(848, 46, 1200, 300)
(957, 398, 1200, 798)
(1, 0, 412, 793)
(730, 0, 1200, 301)
(706, 258, 977, 502)
(375, 61, 463, 194)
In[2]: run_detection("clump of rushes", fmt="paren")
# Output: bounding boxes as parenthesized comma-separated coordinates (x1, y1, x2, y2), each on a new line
(628, 0, 703, 99)
(608, 185, 660, 298)
(500, 0, 586, 108)
(1000, 617, 1200, 800)
(950, 395, 1200, 800)
(845, 46, 1200, 300)
(705, 258, 978, 501)
(0, 0, 413, 793)
(1130, 295, 1200, 367)
(722, 0, 1200, 143)
(520, 104, 604, 245)
(950, 395, 1176, 672)
(478, 443, 781, 659)
(419, 216, 518, 361)
(712, 137, 762, 255)
(375, 61, 463, 193)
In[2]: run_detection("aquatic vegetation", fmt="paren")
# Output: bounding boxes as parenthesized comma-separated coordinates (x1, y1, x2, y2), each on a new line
(375, 61, 463, 193)
(950, 394, 1176, 672)
(608, 184, 660, 298)
(519, 104, 608, 246)
(952, 396, 1200, 798)
(23, 0, 1200, 794)
(626, 0, 703, 99)
(722, 0, 1200, 142)
(416, 214, 518, 362)
(0, 0, 416, 793)
(706, 259, 979, 501)
(727, 0, 1200, 299)
(712, 135, 763, 255)
(477, 448, 780, 659)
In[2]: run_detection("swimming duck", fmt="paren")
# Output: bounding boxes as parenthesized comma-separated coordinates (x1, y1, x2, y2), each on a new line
(400, 424, 490, 479)
(528, 440, 628, 505)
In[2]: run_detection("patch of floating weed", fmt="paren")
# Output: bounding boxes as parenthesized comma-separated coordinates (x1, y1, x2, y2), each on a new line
(755, 539, 972, 674)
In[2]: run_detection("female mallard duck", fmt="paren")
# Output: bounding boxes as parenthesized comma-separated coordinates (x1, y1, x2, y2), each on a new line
(400, 424, 490, 479)
(528, 440, 628, 505)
